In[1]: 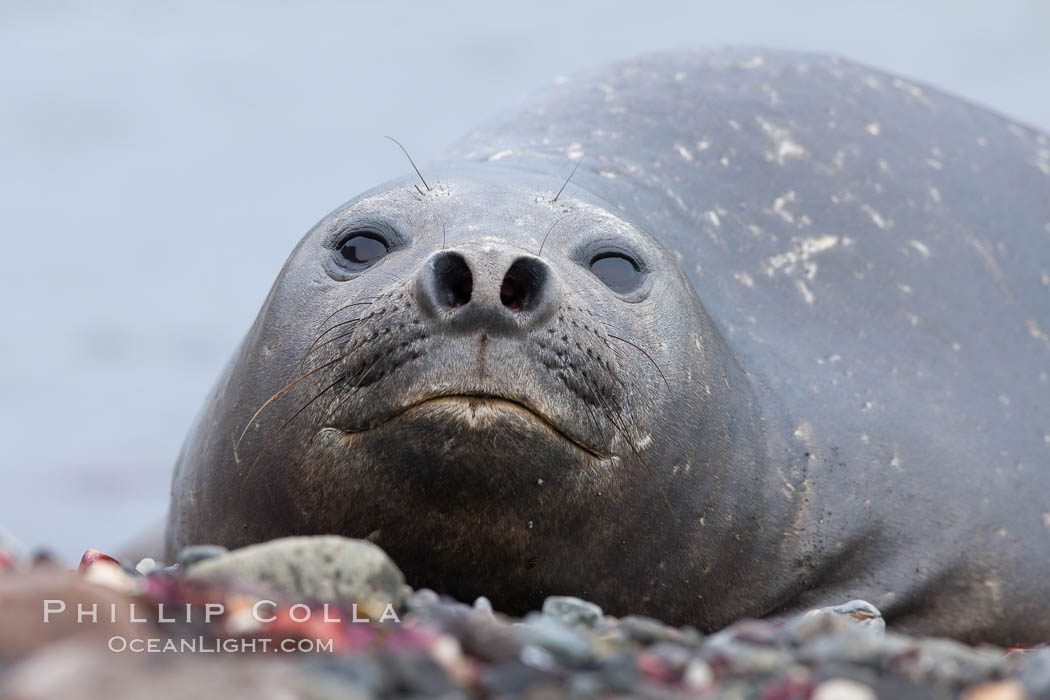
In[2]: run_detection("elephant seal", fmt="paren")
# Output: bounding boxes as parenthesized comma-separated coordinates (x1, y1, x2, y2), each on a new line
(167, 49, 1050, 645)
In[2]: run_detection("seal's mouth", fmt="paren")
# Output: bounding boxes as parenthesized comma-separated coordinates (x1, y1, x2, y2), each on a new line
(327, 392, 604, 458)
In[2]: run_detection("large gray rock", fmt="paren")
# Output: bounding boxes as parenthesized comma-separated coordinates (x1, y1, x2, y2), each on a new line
(186, 536, 405, 616)
(541, 596, 605, 631)
(1018, 648, 1050, 698)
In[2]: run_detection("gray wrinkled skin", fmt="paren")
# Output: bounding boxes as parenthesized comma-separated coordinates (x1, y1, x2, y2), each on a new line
(168, 49, 1050, 645)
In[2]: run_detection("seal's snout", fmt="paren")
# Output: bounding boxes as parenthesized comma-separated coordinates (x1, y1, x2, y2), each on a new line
(416, 247, 557, 335)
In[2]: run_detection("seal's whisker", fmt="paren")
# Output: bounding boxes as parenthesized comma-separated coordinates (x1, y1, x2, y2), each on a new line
(233, 352, 353, 461)
(313, 310, 374, 343)
(537, 215, 571, 258)
(384, 135, 430, 192)
(595, 398, 652, 476)
(592, 389, 675, 513)
(315, 300, 375, 332)
(341, 348, 387, 391)
(241, 374, 347, 487)
(552, 157, 582, 203)
(243, 345, 388, 483)
(317, 353, 388, 426)
(582, 402, 612, 447)
(602, 330, 669, 391)
(585, 329, 644, 398)
(300, 317, 366, 368)
(299, 326, 365, 367)
(592, 390, 632, 448)
(597, 336, 644, 382)
(574, 328, 630, 393)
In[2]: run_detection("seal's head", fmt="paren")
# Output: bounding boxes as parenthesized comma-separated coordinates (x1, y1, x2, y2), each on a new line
(169, 167, 766, 622)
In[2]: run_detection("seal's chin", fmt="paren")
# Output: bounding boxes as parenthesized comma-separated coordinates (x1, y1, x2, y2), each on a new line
(326, 393, 603, 458)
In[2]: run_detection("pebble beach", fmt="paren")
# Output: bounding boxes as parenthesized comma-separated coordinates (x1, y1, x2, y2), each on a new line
(1, 534, 1047, 699)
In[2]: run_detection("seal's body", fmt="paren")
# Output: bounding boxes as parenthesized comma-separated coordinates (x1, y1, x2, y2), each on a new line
(168, 50, 1050, 645)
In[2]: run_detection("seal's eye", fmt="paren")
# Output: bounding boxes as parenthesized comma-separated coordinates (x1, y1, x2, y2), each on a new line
(339, 233, 388, 266)
(590, 253, 639, 292)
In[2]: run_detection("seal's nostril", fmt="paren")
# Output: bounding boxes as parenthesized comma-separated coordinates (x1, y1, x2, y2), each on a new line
(450, 272, 473, 307)
(433, 252, 472, 308)
(501, 258, 547, 313)
(500, 273, 524, 311)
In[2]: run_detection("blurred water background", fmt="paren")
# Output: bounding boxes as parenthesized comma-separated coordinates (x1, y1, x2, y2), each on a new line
(2, 1, 1049, 561)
